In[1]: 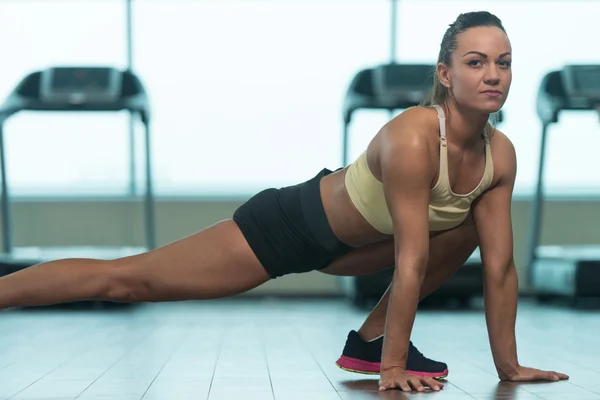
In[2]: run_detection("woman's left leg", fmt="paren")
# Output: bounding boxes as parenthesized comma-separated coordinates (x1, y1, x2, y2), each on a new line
(356, 214, 479, 340)
(320, 213, 479, 377)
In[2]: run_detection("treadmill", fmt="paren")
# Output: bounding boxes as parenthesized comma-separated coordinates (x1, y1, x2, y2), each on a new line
(527, 64, 600, 301)
(337, 63, 503, 308)
(0, 66, 156, 276)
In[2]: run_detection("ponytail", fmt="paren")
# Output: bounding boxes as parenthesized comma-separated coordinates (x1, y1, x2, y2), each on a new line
(420, 71, 448, 107)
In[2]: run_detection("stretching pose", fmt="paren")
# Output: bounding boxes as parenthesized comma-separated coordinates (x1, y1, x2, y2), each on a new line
(0, 11, 568, 392)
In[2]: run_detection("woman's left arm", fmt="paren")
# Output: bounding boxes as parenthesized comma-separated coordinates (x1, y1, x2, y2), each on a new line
(472, 132, 569, 383)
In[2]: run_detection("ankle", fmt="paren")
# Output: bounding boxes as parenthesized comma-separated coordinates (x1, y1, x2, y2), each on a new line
(357, 327, 384, 342)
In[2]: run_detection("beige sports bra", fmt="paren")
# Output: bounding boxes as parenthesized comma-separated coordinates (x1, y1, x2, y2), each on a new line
(344, 105, 494, 234)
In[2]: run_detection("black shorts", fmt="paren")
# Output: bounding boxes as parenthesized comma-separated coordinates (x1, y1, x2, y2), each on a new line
(233, 168, 354, 279)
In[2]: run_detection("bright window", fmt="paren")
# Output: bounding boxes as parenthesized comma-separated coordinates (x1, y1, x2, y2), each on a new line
(0, 1, 598, 197)
(0, 0, 129, 195)
(132, 0, 391, 195)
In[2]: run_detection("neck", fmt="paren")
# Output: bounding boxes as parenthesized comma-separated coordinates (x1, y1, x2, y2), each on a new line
(442, 99, 490, 148)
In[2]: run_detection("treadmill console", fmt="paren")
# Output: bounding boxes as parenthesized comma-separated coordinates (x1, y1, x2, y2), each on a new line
(561, 65, 600, 103)
(40, 67, 123, 105)
(372, 64, 431, 104)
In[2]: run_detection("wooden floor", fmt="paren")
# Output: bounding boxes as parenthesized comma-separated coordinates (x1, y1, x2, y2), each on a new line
(0, 297, 599, 400)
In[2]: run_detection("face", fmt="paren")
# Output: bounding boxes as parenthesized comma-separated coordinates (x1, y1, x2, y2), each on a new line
(438, 26, 512, 113)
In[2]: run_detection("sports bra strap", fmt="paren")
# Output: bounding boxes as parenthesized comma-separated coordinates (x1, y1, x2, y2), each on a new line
(432, 104, 447, 147)
(432, 104, 490, 144)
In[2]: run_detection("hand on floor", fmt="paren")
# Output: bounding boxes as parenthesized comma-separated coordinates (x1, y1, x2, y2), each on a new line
(501, 366, 569, 382)
(379, 367, 444, 392)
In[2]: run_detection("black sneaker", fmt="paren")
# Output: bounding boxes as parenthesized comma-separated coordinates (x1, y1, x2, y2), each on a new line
(335, 330, 449, 379)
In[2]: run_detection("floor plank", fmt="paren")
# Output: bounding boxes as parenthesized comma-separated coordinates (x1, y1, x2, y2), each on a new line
(0, 298, 598, 399)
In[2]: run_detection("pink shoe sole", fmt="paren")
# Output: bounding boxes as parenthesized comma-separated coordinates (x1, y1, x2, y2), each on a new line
(335, 355, 448, 379)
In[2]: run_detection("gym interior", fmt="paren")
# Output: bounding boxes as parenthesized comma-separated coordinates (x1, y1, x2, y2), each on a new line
(0, 1, 599, 399)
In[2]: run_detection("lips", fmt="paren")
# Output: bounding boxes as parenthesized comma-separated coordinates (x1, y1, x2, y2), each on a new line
(482, 90, 502, 98)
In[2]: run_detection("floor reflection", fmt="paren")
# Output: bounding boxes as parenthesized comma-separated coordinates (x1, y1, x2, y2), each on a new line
(338, 378, 545, 399)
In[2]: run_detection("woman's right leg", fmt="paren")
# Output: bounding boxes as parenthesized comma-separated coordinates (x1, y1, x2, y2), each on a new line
(0, 220, 271, 309)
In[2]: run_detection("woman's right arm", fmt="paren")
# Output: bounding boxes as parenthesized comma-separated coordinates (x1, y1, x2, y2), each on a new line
(376, 112, 442, 393)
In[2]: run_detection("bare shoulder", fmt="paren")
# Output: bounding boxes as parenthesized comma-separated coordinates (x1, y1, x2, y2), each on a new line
(487, 125, 517, 185)
(375, 106, 441, 154)
(382, 106, 440, 139)
(368, 106, 441, 182)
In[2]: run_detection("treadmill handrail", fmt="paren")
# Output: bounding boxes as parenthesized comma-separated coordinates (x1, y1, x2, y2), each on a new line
(0, 67, 156, 253)
(527, 65, 600, 286)
(0, 69, 151, 123)
(536, 69, 600, 124)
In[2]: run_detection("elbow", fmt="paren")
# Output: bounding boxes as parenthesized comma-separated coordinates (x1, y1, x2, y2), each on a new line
(484, 257, 516, 286)
(392, 227, 430, 284)
(395, 252, 429, 283)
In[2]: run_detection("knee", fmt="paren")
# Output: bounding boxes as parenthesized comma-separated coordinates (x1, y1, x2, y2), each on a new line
(101, 264, 152, 303)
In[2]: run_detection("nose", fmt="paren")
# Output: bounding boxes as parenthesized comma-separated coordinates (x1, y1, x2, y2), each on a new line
(484, 64, 500, 86)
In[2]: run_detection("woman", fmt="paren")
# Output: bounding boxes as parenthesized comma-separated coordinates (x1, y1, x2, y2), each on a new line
(0, 11, 568, 392)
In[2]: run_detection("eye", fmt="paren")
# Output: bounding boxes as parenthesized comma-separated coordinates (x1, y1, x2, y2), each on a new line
(498, 60, 512, 68)
(467, 59, 483, 67)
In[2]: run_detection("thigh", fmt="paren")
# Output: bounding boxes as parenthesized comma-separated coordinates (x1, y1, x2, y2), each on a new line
(114, 220, 272, 302)
(320, 213, 478, 277)
(422, 213, 479, 294)
(319, 239, 395, 276)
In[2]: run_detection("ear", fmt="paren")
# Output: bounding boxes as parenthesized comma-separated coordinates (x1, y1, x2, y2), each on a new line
(436, 62, 451, 88)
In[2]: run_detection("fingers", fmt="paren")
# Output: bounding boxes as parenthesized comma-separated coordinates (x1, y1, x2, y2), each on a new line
(541, 371, 559, 381)
(378, 376, 444, 392)
(378, 381, 411, 392)
(521, 370, 557, 382)
(408, 377, 426, 392)
(423, 377, 444, 391)
(536, 370, 570, 382)
(379, 380, 408, 392)
(552, 371, 570, 380)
